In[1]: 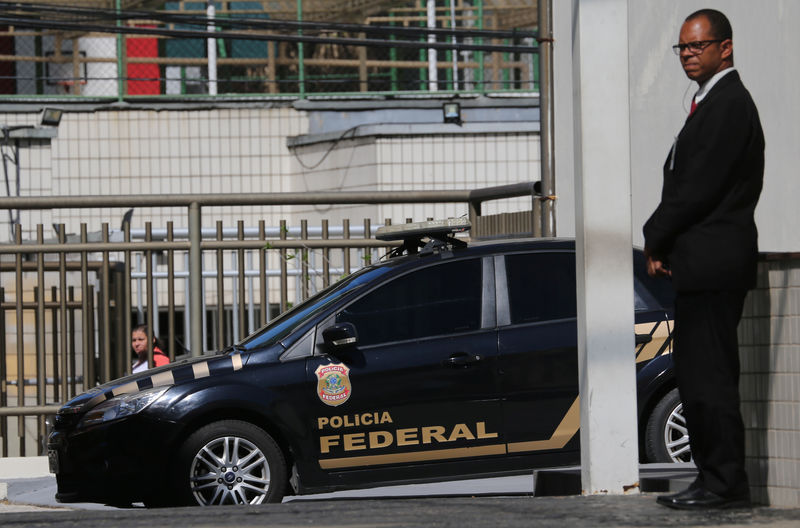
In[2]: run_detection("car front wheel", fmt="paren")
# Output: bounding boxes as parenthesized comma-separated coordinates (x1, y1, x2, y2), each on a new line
(645, 388, 692, 463)
(175, 420, 287, 505)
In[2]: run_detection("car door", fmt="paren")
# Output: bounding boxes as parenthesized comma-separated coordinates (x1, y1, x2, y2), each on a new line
(304, 255, 505, 485)
(496, 250, 581, 465)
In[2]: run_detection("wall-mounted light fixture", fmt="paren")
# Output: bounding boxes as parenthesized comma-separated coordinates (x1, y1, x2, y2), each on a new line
(442, 102, 462, 125)
(40, 108, 63, 127)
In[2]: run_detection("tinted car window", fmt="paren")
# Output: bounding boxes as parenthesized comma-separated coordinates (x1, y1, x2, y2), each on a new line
(632, 250, 675, 312)
(506, 251, 577, 324)
(336, 258, 483, 346)
(240, 265, 392, 350)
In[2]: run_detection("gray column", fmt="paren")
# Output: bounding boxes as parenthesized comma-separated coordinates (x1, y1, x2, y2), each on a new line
(572, 0, 639, 494)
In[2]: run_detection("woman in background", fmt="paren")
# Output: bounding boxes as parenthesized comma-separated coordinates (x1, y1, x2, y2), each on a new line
(131, 324, 170, 373)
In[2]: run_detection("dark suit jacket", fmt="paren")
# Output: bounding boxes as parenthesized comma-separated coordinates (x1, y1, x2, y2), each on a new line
(643, 70, 765, 292)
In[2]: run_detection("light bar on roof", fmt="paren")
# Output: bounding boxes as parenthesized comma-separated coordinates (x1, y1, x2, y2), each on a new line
(375, 218, 471, 241)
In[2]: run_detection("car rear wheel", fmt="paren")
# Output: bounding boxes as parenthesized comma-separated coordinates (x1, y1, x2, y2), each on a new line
(175, 420, 287, 505)
(645, 388, 692, 463)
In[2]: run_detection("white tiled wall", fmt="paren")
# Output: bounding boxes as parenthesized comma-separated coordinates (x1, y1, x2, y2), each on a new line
(287, 133, 541, 228)
(3, 107, 540, 241)
(740, 256, 800, 507)
(1, 106, 307, 242)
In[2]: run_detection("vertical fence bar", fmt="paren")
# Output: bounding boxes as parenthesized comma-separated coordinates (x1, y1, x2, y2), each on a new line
(363, 219, 372, 265)
(237, 220, 246, 341)
(50, 287, 59, 399)
(267, 37, 277, 94)
(0, 286, 7, 457)
(145, 223, 155, 368)
(67, 287, 76, 399)
(206, 0, 218, 96)
(80, 224, 91, 391)
(258, 220, 267, 326)
(389, 14, 398, 92)
(300, 219, 309, 300)
(167, 222, 175, 360)
(216, 220, 225, 350)
(101, 223, 111, 382)
(477, 0, 484, 93)
(358, 32, 367, 92)
(279, 219, 288, 313)
(14, 225, 25, 455)
(115, 0, 124, 101)
(321, 219, 330, 288)
(115, 269, 126, 379)
(87, 285, 96, 388)
(383, 218, 392, 259)
(426, 0, 438, 91)
(418, 4, 427, 90)
(189, 202, 203, 357)
(297, 0, 305, 98)
(247, 251, 255, 335)
(342, 219, 351, 276)
(58, 224, 68, 403)
(35, 225, 46, 446)
(123, 222, 132, 375)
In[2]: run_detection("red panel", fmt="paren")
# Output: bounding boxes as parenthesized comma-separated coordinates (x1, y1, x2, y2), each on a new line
(126, 26, 160, 95)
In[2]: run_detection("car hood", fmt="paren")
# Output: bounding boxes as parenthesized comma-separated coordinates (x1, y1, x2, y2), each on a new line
(57, 352, 246, 416)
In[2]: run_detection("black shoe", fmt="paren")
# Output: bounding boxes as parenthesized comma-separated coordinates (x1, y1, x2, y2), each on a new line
(656, 487, 751, 510)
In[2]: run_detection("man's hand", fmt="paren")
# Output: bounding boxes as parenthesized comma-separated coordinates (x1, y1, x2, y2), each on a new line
(644, 246, 672, 278)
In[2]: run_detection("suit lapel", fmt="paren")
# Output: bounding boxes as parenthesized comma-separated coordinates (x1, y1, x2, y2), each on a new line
(685, 70, 741, 122)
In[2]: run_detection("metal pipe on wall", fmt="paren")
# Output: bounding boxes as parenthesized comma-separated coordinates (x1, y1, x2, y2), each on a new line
(427, 0, 438, 91)
(206, 0, 218, 96)
(538, 0, 556, 237)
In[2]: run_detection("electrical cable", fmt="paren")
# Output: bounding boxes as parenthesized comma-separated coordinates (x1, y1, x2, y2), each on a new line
(0, 13, 537, 54)
(0, 1, 539, 42)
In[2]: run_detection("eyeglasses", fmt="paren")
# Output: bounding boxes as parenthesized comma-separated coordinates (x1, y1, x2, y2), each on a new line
(672, 39, 724, 55)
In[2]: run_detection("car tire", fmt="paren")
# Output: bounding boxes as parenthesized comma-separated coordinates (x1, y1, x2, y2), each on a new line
(174, 420, 287, 506)
(645, 388, 692, 463)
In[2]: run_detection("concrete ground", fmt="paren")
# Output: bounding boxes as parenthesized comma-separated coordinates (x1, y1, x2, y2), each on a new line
(2, 459, 798, 527)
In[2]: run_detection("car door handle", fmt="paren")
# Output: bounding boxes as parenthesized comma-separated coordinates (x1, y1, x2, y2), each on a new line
(443, 353, 483, 367)
(635, 333, 653, 345)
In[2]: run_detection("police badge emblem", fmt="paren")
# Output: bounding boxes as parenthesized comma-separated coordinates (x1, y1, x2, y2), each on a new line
(315, 363, 352, 406)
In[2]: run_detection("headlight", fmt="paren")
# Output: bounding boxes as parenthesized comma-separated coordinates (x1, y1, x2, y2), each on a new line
(78, 387, 168, 428)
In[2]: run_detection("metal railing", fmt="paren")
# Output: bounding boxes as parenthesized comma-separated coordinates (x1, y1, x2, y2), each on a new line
(0, 0, 540, 99)
(0, 182, 539, 456)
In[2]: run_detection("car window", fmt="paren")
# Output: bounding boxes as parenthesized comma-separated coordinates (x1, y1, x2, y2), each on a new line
(336, 258, 483, 347)
(240, 265, 393, 350)
(632, 250, 675, 312)
(505, 251, 577, 324)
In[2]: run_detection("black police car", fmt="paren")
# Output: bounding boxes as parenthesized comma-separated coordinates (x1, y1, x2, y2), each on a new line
(48, 219, 686, 507)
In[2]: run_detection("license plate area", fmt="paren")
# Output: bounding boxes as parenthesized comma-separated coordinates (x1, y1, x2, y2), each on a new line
(47, 449, 60, 474)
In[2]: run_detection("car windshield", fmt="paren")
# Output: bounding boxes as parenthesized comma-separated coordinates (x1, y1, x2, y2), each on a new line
(238, 264, 393, 351)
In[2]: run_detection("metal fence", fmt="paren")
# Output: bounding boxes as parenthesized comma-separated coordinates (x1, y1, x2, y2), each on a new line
(0, 0, 540, 99)
(0, 182, 539, 456)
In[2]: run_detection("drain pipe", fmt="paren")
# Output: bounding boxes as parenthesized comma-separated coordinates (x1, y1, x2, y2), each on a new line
(207, 0, 218, 95)
(538, 0, 555, 236)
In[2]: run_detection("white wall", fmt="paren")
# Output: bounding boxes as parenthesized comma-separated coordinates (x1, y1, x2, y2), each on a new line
(555, 1, 800, 252)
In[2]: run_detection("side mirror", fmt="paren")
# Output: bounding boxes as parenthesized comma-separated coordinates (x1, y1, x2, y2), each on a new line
(322, 323, 358, 353)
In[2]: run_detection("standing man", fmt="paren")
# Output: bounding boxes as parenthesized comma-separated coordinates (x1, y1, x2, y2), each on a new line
(643, 9, 764, 510)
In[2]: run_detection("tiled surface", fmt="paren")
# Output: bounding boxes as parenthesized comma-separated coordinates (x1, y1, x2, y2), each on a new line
(740, 257, 800, 507)
(2, 107, 540, 242)
(1, 107, 306, 242)
(287, 133, 540, 227)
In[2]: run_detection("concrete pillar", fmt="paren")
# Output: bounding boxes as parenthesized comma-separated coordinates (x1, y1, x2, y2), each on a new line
(572, 0, 639, 494)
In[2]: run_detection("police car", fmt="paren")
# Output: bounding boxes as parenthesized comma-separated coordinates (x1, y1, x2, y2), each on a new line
(47, 219, 686, 507)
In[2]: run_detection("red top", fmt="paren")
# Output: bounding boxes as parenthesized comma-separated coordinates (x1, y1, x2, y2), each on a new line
(152, 346, 170, 367)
